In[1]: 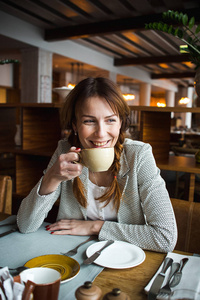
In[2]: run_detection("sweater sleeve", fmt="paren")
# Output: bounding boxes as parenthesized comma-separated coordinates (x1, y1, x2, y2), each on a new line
(98, 143, 177, 253)
(17, 141, 66, 233)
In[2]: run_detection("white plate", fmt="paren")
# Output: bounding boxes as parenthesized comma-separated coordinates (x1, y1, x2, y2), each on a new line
(86, 241, 145, 269)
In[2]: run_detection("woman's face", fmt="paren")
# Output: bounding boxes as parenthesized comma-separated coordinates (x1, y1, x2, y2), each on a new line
(74, 96, 122, 149)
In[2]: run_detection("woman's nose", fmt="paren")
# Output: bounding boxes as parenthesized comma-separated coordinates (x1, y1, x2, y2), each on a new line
(95, 123, 105, 137)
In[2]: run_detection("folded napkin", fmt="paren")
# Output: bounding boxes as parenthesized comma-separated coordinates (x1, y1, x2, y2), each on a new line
(145, 252, 200, 299)
(0, 267, 25, 300)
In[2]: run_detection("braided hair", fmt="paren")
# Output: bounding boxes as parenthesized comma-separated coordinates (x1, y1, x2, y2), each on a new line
(60, 77, 130, 211)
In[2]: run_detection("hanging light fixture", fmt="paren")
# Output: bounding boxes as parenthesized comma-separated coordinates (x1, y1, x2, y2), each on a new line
(178, 97, 190, 104)
(67, 83, 75, 89)
(67, 63, 76, 89)
(123, 94, 135, 101)
(157, 102, 166, 107)
(53, 86, 72, 101)
(121, 79, 135, 102)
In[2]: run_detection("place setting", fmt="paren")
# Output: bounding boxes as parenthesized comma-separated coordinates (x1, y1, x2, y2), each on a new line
(6, 238, 146, 280)
(145, 252, 200, 300)
(0, 216, 147, 300)
(83, 240, 146, 269)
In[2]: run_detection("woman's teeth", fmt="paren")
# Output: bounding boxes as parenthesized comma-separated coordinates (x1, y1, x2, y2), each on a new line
(92, 141, 108, 146)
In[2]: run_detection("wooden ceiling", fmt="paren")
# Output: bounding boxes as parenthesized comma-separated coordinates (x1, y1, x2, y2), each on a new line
(1, 0, 200, 88)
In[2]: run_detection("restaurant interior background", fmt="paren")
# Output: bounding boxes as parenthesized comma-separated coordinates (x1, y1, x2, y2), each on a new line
(0, 0, 200, 215)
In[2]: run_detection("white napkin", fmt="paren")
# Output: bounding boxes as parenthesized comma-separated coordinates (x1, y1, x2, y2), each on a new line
(144, 252, 200, 299)
(0, 267, 25, 300)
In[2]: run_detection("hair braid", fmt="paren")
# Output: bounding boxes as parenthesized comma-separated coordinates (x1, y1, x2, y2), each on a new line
(73, 177, 86, 207)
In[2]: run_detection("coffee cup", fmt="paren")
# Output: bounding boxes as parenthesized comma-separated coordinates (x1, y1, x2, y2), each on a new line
(20, 267, 61, 300)
(78, 147, 114, 172)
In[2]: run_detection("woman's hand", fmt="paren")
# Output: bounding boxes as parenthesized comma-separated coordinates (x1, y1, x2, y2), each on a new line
(46, 219, 104, 235)
(39, 147, 83, 195)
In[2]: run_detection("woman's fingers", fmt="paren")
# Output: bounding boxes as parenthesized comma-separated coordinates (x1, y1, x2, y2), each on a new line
(46, 219, 103, 235)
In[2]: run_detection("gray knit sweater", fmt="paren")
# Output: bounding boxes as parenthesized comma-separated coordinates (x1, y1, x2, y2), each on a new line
(17, 138, 177, 253)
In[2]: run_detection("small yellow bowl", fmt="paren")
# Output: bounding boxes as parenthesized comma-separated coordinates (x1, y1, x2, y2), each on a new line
(24, 254, 80, 283)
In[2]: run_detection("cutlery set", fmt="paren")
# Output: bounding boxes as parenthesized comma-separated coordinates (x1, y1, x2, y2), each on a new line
(61, 236, 96, 256)
(148, 257, 189, 300)
(61, 237, 114, 265)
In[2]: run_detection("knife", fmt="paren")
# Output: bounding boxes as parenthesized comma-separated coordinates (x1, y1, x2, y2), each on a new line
(148, 257, 173, 300)
(83, 240, 114, 265)
(0, 221, 16, 227)
(170, 257, 189, 288)
(0, 227, 18, 238)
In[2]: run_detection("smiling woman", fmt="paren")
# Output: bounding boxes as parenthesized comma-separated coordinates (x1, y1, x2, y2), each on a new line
(17, 77, 177, 253)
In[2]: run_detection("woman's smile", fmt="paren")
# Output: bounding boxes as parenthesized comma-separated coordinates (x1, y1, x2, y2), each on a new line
(90, 140, 110, 147)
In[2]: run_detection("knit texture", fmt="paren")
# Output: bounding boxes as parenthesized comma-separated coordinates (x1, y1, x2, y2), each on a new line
(17, 138, 177, 253)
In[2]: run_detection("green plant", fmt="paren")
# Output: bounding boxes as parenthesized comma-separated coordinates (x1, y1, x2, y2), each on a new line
(0, 59, 19, 65)
(145, 10, 200, 69)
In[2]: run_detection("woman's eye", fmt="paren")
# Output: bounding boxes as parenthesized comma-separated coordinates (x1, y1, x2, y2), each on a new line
(107, 118, 116, 123)
(83, 119, 95, 124)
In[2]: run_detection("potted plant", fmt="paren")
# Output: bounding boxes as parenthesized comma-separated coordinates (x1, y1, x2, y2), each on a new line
(0, 59, 19, 64)
(145, 10, 200, 96)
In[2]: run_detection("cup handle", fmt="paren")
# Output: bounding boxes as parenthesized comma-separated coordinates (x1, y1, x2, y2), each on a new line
(22, 280, 35, 300)
(73, 152, 83, 165)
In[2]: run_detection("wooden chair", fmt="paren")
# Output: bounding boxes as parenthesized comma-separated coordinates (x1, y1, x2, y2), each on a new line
(171, 198, 200, 254)
(0, 175, 12, 215)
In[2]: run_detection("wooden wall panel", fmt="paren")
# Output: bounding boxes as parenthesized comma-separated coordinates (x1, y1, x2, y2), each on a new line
(140, 111, 171, 162)
(0, 107, 16, 150)
(22, 107, 61, 152)
(16, 154, 50, 196)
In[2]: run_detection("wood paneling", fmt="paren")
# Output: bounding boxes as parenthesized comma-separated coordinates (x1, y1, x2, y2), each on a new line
(0, 107, 16, 150)
(16, 154, 50, 196)
(140, 111, 171, 161)
(22, 107, 61, 152)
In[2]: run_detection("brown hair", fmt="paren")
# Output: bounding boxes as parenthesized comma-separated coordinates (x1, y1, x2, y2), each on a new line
(61, 77, 130, 211)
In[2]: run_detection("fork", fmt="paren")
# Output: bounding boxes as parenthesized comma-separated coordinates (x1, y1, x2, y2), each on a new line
(157, 262, 180, 297)
(61, 236, 96, 256)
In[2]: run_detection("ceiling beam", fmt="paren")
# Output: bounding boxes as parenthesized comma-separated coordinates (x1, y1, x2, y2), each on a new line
(45, 13, 162, 41)
(45, 8, 200, 41)
(114, 54, 191, 66)
(152, 71, 196, 79)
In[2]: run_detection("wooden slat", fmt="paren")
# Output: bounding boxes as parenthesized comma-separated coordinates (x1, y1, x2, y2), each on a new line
(114, 54, 191, 66)
(0, 1, 54, 28)
(16, 154, 50, 195)
(152, 71, 196, 79)
(140, 111, 171, 161)
(22, 107, 61, 152)
(0, 107, 16, 150)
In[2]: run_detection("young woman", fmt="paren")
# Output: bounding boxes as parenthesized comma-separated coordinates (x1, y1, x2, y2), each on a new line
(17, 77, 177, 252)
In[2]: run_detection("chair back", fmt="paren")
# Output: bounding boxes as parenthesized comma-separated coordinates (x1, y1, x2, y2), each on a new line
(0, 175, 12, 214)
(171, 198, 200, 254)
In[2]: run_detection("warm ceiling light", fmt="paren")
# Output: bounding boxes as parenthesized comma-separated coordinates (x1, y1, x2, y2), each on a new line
(67, 83, 75, 89)
(123, 94, 135, 101)
(157, 102, 166, 107)
(178, 97, 190, 104)
(159, 63, 168, 69)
